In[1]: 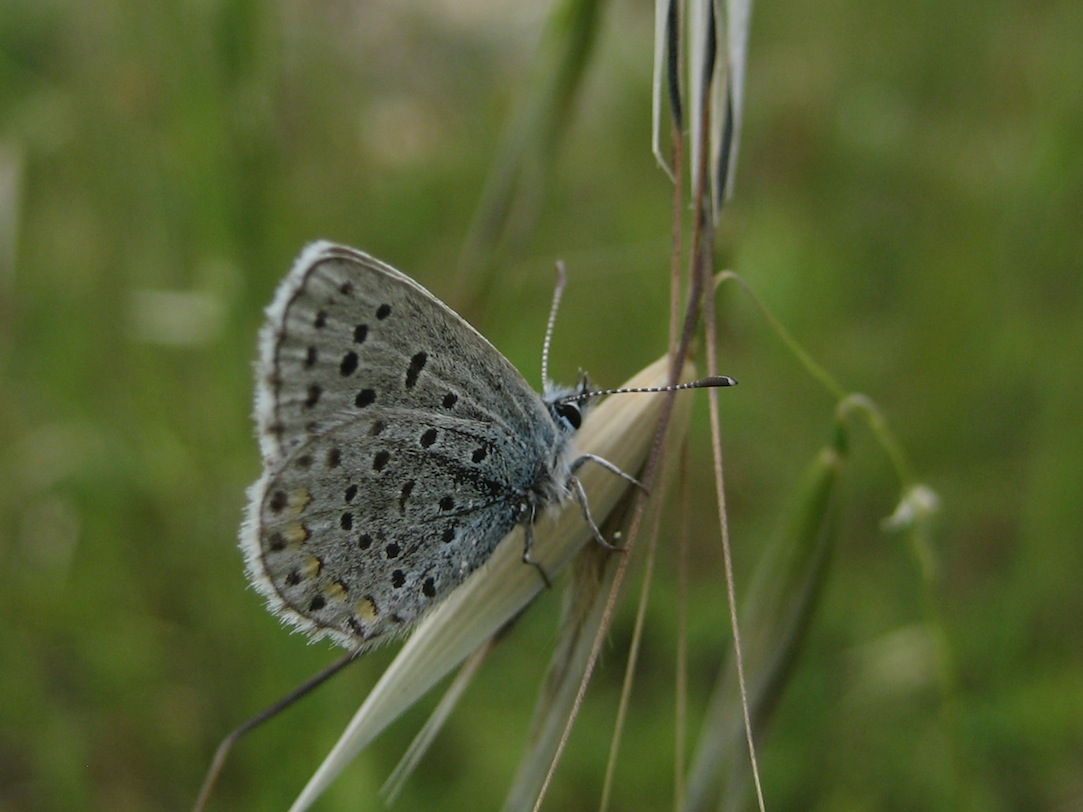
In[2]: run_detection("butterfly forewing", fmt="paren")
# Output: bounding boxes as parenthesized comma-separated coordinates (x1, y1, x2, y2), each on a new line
(258, 244, 548, 463)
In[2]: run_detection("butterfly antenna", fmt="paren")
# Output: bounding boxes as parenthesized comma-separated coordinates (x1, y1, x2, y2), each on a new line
(541, 261, 568, 386)
(557, 375, 738, 404)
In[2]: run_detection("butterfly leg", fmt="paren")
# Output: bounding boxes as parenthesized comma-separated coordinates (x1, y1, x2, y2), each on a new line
(519, 508, 554, 589)
(570, 453, 648, 494)
(569, 474, 624, 552)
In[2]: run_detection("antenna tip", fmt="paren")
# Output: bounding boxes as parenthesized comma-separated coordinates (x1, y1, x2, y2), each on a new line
(702, 375, 738, 387)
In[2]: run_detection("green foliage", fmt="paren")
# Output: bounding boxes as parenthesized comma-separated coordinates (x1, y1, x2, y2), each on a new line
(1, 1, 1080, 810)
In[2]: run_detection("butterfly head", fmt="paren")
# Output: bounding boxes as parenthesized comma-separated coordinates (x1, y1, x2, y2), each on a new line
(543, 371, 598, 437)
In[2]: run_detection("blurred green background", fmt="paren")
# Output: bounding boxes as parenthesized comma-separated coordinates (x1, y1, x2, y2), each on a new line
(2, 1, 1081, 810)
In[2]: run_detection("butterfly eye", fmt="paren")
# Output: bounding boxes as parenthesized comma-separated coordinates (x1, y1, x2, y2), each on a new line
(553, 402, 582, 431)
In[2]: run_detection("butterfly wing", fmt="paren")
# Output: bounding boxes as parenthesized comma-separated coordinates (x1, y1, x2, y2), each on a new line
(242, 243, 562, 646)
(254, 242, 544, 464)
